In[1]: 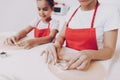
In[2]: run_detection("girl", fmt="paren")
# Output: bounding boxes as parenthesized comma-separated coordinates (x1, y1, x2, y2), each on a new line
(4, 0, 59, 49)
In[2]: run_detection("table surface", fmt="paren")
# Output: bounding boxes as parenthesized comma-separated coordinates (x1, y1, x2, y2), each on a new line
(0, 33, 60, 80)
(0, 32, 120, 80)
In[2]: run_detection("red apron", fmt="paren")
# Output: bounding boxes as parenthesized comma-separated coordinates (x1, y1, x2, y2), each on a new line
(34, 20, 50, 38)
(65, 2, 99, 50)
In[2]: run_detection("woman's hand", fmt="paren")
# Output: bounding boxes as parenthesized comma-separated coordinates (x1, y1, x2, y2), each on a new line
(4, 36, 18, 46)
(66, 51, 93, 70)
(16, 39, 37, 49)
(41, 43, 61, 64)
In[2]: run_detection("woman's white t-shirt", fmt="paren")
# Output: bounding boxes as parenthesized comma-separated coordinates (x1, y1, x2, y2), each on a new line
(65, 4, 120, 49)
(30, 16, 59, 31)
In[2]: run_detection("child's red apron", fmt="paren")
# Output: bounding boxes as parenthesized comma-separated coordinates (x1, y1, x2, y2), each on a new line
(65, 2, 99, 50)
(34, 20, 50, 38)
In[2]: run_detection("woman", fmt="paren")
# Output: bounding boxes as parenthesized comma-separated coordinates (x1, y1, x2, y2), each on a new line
(41, 0, 120, 80)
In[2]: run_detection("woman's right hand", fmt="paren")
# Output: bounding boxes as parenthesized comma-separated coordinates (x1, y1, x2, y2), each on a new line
(41, 43, 61, 65)
(4, 36, 18, 46)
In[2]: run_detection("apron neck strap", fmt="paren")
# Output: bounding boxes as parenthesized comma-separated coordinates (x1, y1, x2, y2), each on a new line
(91, 1, 99, 28)
(66, 6, 80, 27)
(36, 20, 50, 28)
(67, 1, 99, 28)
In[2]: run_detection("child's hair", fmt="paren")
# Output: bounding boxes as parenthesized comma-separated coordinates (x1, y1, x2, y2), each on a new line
(37, 0, 54, 8)
(47, 0, 54, 8)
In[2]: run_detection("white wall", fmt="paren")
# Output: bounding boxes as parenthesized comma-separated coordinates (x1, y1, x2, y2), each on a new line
(0, 0, 37, 32)
(0, 0, 120, 32)
(0, 0, 79, 32)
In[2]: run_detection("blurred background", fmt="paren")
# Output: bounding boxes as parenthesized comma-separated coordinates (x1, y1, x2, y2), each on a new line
(0, 0, 120, 32)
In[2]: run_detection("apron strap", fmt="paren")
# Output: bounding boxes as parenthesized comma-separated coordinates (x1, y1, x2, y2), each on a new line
(66, 6, 80, 27)
(35, 20, 41, 27)
(67, 1, 99, 28)
(35, 20, 50, 28)
(91, 1, 99, 28)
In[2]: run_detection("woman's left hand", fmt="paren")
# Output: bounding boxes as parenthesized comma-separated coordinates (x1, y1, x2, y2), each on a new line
(66, 51, 93, 70)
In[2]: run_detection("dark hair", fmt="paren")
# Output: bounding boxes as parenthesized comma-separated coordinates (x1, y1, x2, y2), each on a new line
(37, 0, 54, 8)
(47, 0, 54, 8)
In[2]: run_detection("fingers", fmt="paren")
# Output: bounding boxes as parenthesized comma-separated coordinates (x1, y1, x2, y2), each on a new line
(77, 60, 89, 70)
(41, 49, 52, 64)
(4, 36, 18, 46)
(47, 46, 54, 64)
(40, 43, 58, 64)
(49, 45, 57, 64)
(6, 38, 12, 45)
(16, 39, 37, 49)
(40, 50, 45, 56)
(41, 49, 50, 63)
(67, 54, 91, 70)
(16, 41, 31, 49)
(11, 37, 17, 44)
(22, 44, 32, 49)
(67, 56, 84, 69)
(4, 38, 9, 45)
(4, 38, 14, 45)
(16, 41, 24, 47)
(44, 50, 49, 63)
(66, 55, 80, 69)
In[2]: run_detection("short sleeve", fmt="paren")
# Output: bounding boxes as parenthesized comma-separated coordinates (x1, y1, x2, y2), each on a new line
(104, 6, 120, 31)
(50, 19, 59, 31)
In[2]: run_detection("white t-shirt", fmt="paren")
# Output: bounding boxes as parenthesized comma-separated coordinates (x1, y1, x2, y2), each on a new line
(65, 3, 120, 49)
(30, 16, 59, 31)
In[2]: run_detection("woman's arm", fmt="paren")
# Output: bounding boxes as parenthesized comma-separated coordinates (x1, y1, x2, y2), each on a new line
(54, 22, 66, 48)
(48, 30, 118, 80)
(66, 29, 118, 70)
(84, 29, 118, 60)
(48, 47, 106, 80)
(40, 23, 67, 64)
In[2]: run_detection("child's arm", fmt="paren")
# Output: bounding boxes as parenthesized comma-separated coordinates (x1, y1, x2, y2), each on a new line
(15, 29, 58, 49)
(4, 26, 34, 45)
(35, 22, 66, 46)
(14, 26, 34, 40)
(34, 29, 58, 45)
(54, 23, 66, 48)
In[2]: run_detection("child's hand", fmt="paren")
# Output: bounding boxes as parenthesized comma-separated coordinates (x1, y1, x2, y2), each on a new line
(4, 36, 18, 46)
(16, 39, 37, 49)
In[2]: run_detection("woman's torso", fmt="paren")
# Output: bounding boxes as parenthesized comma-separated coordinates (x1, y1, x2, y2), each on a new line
(65, 4, 120, 49)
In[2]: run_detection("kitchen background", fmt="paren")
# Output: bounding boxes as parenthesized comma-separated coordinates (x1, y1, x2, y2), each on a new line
(0, 0, 120, 32)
